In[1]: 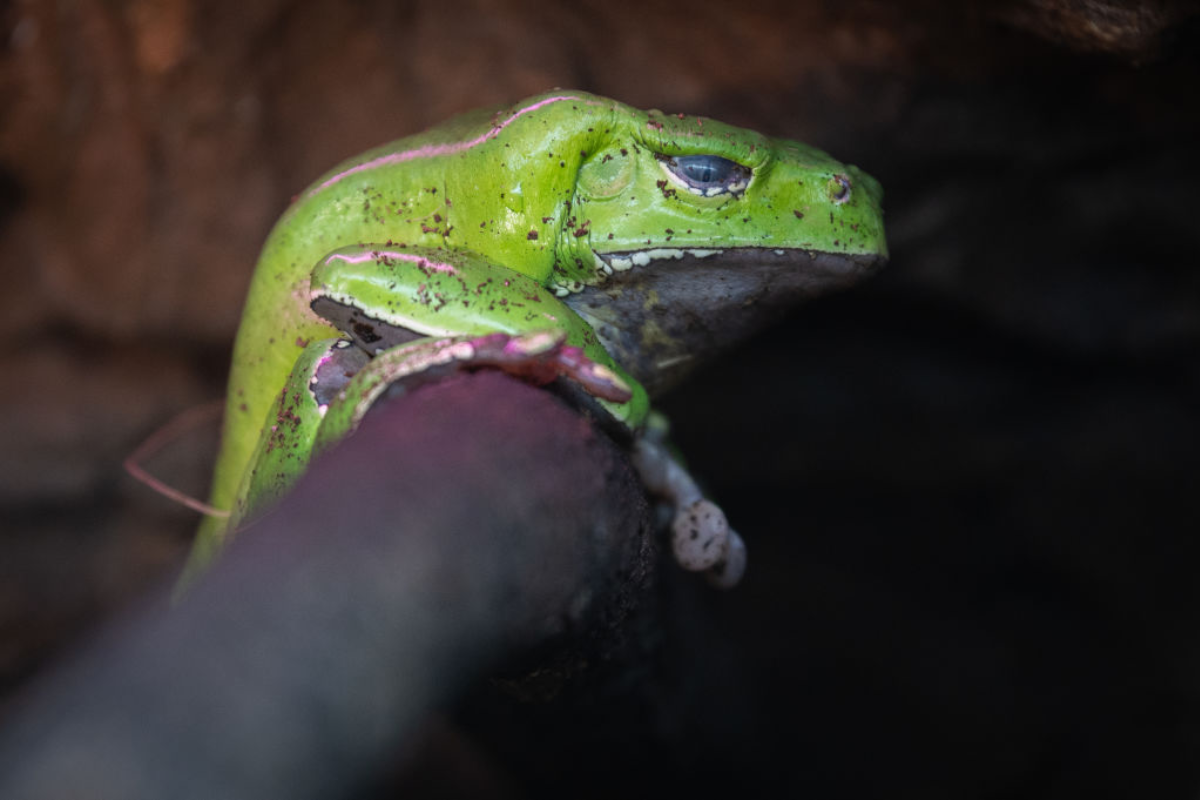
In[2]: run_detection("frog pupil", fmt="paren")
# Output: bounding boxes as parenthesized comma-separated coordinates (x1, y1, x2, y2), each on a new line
(682, 158, 723, 183)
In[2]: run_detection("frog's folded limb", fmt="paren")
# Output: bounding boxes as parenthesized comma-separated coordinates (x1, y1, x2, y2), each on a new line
(316, 330, 635, 453)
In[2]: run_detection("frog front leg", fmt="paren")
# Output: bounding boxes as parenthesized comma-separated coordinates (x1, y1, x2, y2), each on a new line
(315, 245, 747, 587)
(310, 245, 649, 428)
(312, 329, 635, 454)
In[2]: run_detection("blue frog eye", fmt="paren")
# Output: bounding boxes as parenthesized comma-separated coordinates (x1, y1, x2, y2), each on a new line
(659, 154, 751, 197)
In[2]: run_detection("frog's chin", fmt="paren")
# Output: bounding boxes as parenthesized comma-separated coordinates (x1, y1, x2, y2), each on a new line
(570, 247, 886, 396)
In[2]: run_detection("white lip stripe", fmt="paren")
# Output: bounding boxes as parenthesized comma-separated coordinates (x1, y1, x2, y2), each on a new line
(595, 248, 725, 272)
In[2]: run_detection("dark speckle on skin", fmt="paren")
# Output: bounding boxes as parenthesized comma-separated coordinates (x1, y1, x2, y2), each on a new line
(352, 322, 381, 344)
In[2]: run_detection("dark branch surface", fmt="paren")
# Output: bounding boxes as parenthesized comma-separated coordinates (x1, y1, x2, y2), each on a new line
(0, 371, 655, 800)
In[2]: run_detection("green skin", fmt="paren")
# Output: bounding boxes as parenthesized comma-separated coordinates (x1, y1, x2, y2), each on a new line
(189, 90, 887, 576)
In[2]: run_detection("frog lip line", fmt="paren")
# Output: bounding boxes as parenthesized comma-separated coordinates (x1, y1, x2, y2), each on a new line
(310, 94, 602, 196)
(591, 247, 885, 274)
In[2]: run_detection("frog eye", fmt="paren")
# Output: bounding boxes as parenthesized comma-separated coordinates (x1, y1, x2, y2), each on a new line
(829, 174, 852, 204)
(658, 154, 751, 197)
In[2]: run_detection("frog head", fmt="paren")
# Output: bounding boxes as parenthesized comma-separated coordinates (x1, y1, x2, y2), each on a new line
(554, 95, 888, 394)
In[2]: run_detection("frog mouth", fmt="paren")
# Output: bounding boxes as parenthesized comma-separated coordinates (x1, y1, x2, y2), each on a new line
(588, 247, 884, 304)
(571, 247, 886, 395)
(591, 246, 883, 279)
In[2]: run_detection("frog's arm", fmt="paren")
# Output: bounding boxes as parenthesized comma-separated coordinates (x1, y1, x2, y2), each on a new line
(307, 245, 647, 427)
(310, 246, 749, 587)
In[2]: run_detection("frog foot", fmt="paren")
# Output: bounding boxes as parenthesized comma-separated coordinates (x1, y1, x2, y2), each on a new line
(671, 500, 747, 589)
(316, 331, 635, 455)
(632, 435, 747, 589)
(358, 330, 632, 410)
(466, 331, 632, 404)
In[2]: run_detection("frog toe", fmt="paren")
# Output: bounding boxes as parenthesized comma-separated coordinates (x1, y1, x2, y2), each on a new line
(671, 499, 730, 572)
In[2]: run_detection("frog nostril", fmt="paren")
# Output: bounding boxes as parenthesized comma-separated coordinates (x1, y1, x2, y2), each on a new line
(829, 174, 852, 204)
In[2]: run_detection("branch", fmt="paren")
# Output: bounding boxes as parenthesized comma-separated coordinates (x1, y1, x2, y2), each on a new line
(0, 371, 656, 800)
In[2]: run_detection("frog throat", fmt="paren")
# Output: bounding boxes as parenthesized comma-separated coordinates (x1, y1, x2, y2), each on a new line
(561, 247, 885, 395)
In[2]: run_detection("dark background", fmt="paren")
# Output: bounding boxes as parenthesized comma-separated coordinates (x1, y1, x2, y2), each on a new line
(2, 0, 1199, 797)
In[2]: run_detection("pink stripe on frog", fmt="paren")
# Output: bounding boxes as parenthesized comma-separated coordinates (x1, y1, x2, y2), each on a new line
(311, 94, 598, 195)
(325, 250, 458, 273)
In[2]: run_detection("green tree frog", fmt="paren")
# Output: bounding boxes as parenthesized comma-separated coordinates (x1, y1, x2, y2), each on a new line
(187, 91, 887, 588)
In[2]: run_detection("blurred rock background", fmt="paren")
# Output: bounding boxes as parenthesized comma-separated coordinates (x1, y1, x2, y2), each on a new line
(1, 0, 1198, 796)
